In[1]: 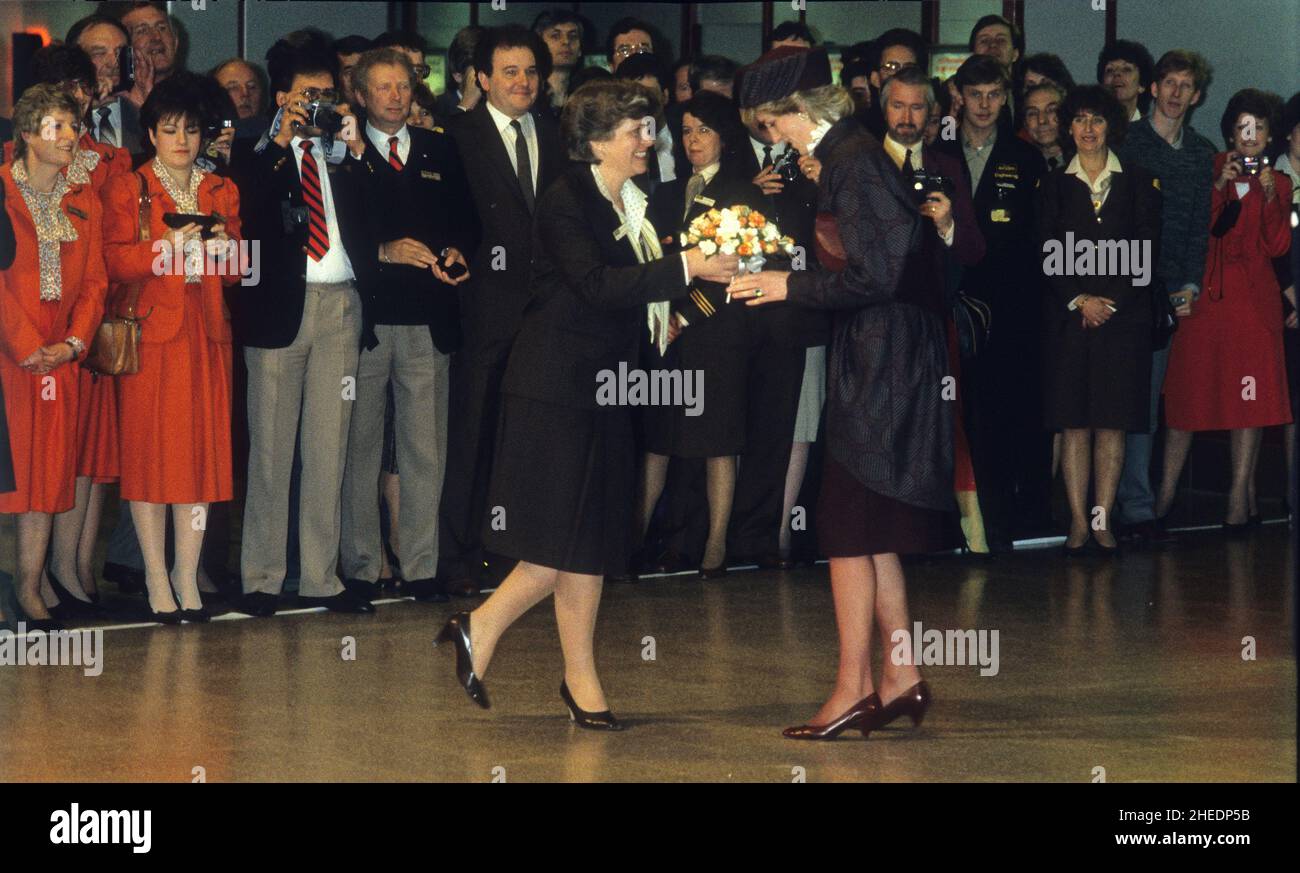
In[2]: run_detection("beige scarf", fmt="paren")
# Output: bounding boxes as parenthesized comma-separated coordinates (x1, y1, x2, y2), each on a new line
(11, 157, 83, 303)
(153, 159, 207, 284)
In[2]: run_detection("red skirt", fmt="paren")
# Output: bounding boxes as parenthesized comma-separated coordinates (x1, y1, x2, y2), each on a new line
(75, 366, 119, 482)
(117, 289, 233, 504)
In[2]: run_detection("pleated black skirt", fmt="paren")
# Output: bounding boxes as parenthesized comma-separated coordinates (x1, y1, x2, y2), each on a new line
(483, 393, 634, 576)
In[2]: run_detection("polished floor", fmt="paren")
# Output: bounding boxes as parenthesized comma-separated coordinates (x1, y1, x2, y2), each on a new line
(0, 523, 1293, 782)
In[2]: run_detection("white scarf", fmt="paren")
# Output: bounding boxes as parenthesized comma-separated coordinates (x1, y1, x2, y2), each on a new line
(590, 164, 671, 354)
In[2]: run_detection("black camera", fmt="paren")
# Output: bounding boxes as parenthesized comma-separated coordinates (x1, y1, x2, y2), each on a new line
(773, 148, 802, 183)
(910, 169, 952, 204)
(204, 118, 234, 140)
(300, 98, 343, 135)
(115, 46, 135, 94)
(1239, 154, 1268, 176)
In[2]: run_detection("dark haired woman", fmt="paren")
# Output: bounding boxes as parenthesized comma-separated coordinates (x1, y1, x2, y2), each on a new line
(101, 74, 243, 622)
(1157, 89, 1293, 528)
(435, 80, 738, 728)
(1037, 85, 1161, 553)
(636, 90, 762, 577)
(0, 84, 107, 631)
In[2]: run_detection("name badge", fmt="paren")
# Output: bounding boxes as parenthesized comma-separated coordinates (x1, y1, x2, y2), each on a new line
(421, 170, 441, 181)
(990, 208, 1011, 223)
(693, 195, 715, 207)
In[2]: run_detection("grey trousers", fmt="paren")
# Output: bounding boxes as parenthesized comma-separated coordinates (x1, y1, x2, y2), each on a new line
(341, 324, 449, 582)
(241, 281, 361, 597)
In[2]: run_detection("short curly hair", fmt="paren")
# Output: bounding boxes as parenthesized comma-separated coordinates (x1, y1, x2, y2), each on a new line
(1057, 84, 1128, 154)
(1219, 88, 1282, 150)
(12, 83, 81, 161)
(562, 78, 656, 163)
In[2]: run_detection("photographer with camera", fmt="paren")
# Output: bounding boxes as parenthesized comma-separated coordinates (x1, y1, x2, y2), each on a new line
(230, 33, 377, 618)
(1156, 88, 1293, 531)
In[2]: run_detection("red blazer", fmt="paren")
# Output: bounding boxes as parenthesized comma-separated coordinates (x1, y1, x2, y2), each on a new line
(100, 163, 241, 345)
(0, 163, 107, 365)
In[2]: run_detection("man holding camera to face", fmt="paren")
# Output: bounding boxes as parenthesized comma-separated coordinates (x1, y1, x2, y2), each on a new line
(231, 33, 378, 617)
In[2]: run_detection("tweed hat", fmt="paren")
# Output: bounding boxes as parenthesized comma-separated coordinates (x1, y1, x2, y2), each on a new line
(736, 45, 832, 109)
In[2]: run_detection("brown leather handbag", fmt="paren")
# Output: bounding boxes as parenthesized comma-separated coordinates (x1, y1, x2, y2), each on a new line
(85, 172, 152, 376)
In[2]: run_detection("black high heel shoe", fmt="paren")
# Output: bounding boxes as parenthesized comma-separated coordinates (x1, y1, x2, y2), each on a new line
(180, 607, 210, 623)
(149, 608, 183, 625)
(47, 571, 97, 618)
(435, 612, 489, 709)
(560, 681, 624, 731)
(783, 693, 882, 740)
(875, 681, 932, 729)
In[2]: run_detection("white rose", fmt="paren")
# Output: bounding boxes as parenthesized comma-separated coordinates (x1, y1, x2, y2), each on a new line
(719, 240, 738, 255)
(699, 239, 718, 256)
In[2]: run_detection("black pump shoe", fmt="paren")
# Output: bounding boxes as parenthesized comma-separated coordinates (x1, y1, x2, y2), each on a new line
(435, 612, 489, 709)
(560, 680, 624, 731)
(47, 571, 98, 618)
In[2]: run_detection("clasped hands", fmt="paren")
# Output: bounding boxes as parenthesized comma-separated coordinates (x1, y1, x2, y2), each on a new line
(379, 238, 470, 285)
(20, 343, 75, 375)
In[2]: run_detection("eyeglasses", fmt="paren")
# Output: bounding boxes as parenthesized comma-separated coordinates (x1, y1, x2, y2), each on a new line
(879, 61, 917, 75)
(614, 43, 651, 59)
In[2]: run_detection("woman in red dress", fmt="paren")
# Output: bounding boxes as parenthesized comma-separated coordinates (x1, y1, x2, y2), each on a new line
(10, 46, 133, 616)
(1157, 90, 1293, 527)
(101, 75, 240, 623)
(0, 84, 108, 631)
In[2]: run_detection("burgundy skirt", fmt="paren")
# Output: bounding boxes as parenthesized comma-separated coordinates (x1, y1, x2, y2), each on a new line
(817, 454, 954, 557)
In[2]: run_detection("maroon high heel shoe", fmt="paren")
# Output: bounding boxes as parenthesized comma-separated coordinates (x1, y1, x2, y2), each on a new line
(876, 681, 932, 729)
(783, 693, 882, 740)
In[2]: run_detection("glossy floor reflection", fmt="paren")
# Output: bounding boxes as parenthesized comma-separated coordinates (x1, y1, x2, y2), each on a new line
(0, 526, 1293, 782)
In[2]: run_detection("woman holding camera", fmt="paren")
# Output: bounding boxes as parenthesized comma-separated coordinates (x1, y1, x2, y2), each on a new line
(1157, 89, 1293, 529)
(435, 80, 738, 728)
(0, 84, 107, 632)
(1037, 86, 1161, 553)
(101, 74, 242, 622)
(728, 47, 954, 740)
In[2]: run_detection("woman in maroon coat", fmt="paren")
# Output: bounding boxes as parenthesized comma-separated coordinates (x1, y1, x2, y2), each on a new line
(1157, 90, 1293, 528)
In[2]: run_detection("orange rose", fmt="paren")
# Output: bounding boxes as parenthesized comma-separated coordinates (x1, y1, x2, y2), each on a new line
(737, 242, 752, 255)
(748, 212, 766, 228)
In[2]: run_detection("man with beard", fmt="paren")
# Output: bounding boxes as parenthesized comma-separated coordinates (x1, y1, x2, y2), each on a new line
(440, 26, 564, 596)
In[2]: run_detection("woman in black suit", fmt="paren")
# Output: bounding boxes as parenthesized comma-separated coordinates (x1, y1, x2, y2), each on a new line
(1036, 85, 1160, 554)
(638, 91, 764, 577)
(435, 80, 738, 729)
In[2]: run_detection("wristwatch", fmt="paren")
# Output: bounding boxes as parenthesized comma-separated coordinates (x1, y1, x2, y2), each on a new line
(64, 336, 85, 361)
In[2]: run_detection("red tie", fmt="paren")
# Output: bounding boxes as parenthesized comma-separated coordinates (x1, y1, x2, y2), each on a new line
(298, 141, 329, 262)
(388, 136, 403, 171)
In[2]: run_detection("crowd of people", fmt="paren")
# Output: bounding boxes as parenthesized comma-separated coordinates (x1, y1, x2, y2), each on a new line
(0, 3, 1295, 733)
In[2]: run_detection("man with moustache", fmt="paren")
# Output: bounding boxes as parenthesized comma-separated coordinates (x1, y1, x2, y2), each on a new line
(533, 9, 584, 113)
(67, 15, 144, 157)
(340, 48, 473, 603)
(440, 26, 564, 596)
(938, 53, 1048, 551)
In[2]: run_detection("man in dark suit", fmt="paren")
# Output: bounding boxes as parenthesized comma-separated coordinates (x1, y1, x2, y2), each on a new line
(68, 15, 145, 156)
(433, 26, 484, 122)
(340, 48, 474, 604)
(440, 25, 564, 595)
(720, 94, 827, 567)
(937, 54, 1049, 551)
(229, 34, 378, 616)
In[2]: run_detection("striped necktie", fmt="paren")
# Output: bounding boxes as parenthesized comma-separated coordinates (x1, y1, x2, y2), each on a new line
(96, 105, 117, 147)
(387, 135, 403, 171)
(298, 141, 330, 262)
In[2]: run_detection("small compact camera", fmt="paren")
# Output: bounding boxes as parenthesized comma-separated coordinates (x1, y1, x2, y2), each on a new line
(910, 169, 953, 204)
(205, 118, 234, 140)
(773, 148, 802, 183)
(1240, 154, 1269, 176)
(291, 91, 344, 137)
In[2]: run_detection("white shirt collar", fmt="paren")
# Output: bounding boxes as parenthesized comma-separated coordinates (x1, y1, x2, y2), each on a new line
(805, 119, 834, 155)
(486, 99, 532, 136)
(694, 161, 720, 183)
(366, 121, 409, 154)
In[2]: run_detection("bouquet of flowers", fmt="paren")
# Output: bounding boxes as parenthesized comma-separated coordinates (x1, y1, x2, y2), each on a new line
(681, 205, 796, 275)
